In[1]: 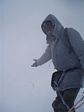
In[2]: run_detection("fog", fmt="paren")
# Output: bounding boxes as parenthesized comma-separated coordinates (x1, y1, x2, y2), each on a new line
(0, 0, 84, 112)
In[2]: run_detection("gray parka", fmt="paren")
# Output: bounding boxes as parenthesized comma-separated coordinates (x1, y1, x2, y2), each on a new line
(36, 14, 84, 90)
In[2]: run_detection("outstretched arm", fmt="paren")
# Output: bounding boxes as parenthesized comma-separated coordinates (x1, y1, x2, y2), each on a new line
(31, 45, 51, 67)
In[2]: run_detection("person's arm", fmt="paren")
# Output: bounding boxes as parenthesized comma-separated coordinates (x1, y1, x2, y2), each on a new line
(68, 28, 84, 69)
(32, 45, 51, 67)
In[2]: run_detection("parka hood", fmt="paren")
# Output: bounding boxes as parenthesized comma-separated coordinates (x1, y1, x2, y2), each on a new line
(41, 14, 64, 35)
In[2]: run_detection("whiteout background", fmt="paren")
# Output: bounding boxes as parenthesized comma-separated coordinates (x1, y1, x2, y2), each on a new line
(0, 0, 84, 112)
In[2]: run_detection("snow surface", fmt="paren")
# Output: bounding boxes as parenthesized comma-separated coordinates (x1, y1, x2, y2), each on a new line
(0, 0, 84, 112)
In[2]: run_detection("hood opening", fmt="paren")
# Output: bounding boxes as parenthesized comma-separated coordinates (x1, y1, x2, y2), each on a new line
(41, 14, 64, 35)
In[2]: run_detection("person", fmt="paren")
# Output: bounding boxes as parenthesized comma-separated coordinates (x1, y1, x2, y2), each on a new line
(31, 14, 84, 112)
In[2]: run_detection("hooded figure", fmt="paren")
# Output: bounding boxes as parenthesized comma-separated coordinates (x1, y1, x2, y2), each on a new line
(32, 14, 84, 112)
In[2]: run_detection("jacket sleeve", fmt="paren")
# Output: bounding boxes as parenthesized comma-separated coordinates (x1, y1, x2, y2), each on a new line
(36, 45, 51, 66)
(68, 28, 84, 69)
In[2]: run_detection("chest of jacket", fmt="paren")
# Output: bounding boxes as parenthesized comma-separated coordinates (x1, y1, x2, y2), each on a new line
(52, 33, 80, 70)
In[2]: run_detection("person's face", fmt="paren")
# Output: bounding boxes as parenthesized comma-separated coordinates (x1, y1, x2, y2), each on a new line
(43, 21, 54, 34)
(42, 21, 55, 44)
(46, 22, 54, 32)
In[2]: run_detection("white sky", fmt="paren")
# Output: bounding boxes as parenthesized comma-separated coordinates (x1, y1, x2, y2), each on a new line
(0, 0, 84, 112)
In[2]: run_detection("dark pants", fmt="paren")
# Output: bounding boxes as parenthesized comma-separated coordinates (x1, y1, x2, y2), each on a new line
(52, 88, 80, 112)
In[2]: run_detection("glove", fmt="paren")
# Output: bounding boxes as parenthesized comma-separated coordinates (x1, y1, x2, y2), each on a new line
(31, 59, 38, 67)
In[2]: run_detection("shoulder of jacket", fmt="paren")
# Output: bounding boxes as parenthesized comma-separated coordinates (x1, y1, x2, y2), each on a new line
(65, 28, 83, 44)
(66, 28, 80, 36)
